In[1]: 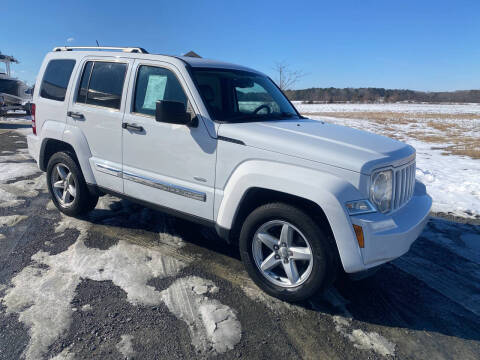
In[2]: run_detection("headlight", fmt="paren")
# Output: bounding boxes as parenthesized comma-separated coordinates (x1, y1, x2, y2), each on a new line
(370, 170, 393, 213)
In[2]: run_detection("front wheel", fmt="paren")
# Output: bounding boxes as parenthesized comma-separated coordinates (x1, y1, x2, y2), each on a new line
(239, 203, 337, 302)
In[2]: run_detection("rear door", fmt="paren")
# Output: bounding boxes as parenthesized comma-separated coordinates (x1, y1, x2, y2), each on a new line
(66, 57, 133, 193)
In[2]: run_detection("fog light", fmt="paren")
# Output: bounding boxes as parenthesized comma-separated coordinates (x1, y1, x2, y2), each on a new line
(353, 224, 364, 248)
(345, 200, 376, 215)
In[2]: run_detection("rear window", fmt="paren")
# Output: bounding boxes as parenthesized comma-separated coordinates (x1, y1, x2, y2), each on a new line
(76, 61, 127, 110)
(40, 59, 76, 101)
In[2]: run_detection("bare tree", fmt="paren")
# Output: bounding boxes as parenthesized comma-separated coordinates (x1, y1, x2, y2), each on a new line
(273, 61, 305, 91)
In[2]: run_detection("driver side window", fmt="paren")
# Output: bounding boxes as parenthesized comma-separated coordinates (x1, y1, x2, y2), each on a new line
(133, 65, 187, 116)
(235, 82, 279, 114)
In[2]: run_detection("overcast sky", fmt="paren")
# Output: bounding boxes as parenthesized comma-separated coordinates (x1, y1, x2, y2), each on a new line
(2, 0, 479, 91)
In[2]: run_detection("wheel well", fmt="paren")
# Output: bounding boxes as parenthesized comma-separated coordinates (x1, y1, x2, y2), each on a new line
(40, 139, 77, 171)
(229, 188, 335, 245)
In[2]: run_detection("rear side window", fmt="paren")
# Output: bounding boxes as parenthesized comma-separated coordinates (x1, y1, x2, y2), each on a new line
(133, 65, 187, 116)
(76, 61, 127, 109)
(40, 59, 76, 101)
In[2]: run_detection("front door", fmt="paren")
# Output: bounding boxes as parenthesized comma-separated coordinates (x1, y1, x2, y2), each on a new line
(122, 60, 217, 220)
(67, 57, 133, 192)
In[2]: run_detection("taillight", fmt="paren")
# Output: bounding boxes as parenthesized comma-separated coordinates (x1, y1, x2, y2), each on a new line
(31, 103, 36, 135)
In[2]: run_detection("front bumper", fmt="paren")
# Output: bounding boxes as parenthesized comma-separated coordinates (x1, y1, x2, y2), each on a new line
(349, 181, 432, 271)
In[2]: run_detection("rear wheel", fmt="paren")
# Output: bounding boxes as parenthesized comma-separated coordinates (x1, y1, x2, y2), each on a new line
(47, 152, 98, 216)
(239, 202, 337, 302)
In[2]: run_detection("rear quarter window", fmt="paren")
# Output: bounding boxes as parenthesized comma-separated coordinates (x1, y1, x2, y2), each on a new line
(40, 59, 76, 101)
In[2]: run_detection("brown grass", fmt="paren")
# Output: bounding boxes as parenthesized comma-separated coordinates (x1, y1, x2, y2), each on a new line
(306, 111, 480, 159)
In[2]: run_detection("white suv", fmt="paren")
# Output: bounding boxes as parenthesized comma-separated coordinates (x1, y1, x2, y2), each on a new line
(27, 46, 432, 301)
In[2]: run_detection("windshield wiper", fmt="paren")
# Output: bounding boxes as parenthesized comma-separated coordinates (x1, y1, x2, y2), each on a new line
(228, 112, 298, 123)
(280, 112, 298, 118)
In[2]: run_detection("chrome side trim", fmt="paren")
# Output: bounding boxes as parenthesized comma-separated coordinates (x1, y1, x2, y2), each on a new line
(95, 163, 123, 178)
(123, 171, 206, 202)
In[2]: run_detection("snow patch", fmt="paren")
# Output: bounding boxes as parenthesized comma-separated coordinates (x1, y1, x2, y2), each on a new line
(0, 215, 27, 227)
(0, 154, 31, 163)
(333, 315, 396, 357)
(0, 188, 24, 208)
(0, 162, 40, 183)
(162, 276, 241, 354)
(14, 128, 34, 136)
(0, 174, 46, 208)
(81, 304, 92, 312)
(350, 329, 396, 356)
(96, 195, 119, 210)
(116, 334, 135, 358)
(46, 200, 56, 211)
(50, 345, 75, 360)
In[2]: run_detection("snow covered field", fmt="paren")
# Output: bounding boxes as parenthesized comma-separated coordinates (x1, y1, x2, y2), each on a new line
(294, 102, 480, 115)
(294, 103, 480, 220)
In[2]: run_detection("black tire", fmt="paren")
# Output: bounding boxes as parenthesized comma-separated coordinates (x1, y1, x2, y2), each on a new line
(239, 202, 337, 302)
(46, 152, 99, 216)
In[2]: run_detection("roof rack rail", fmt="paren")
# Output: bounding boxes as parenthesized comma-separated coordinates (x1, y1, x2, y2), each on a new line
(52, 46, 149, 54)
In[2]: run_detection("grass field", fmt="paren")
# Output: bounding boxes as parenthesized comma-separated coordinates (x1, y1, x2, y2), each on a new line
(294, 103, 480, 220)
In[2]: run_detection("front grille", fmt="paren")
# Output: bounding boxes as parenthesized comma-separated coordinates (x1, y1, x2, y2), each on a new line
(392, 161, 416, 210)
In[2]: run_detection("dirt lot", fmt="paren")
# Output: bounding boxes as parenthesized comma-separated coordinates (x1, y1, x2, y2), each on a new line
(1, 121, 480, 359)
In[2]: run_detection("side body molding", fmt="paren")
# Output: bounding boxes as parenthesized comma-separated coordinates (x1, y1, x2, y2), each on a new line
(215, 160, 365, 273)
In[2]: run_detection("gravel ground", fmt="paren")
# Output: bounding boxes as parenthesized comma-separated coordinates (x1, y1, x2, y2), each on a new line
(0, 120, 479, 359)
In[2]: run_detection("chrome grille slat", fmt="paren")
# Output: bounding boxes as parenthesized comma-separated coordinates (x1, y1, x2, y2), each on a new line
(408, 166, 416, 199)
(407, 165, 411, 200)
(404, 167, 409, 204)
(392, 161, 416, 211)
(395, 171, 401, 208)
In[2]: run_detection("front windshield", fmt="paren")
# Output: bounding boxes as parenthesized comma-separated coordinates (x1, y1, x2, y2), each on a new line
(191, 68, 300, 122)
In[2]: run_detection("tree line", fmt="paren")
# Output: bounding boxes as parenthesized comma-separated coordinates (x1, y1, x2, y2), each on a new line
(283, 87, 480, 103)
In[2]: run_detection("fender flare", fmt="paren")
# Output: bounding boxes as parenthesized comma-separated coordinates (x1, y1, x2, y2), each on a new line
(215, 160, 365, 273)
(38, 120, 66, 170)
(38, 121, 96, 184)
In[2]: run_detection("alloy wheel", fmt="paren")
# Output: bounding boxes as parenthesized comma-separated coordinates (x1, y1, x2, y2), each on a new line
(51, 163, 77, 207)
(252, 220, 314, 288)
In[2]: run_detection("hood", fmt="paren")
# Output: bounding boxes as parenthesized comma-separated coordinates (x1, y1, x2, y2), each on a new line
(217, 118, 415, 174)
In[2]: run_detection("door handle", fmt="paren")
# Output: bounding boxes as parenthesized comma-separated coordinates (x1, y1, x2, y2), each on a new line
(122, 122, 144, 132)
(67, 111, 84, 120)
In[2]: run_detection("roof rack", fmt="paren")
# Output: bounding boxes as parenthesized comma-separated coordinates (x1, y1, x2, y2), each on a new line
(52, 46, 149, 54)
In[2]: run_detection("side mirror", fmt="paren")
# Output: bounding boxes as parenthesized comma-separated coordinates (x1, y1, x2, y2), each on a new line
(155, 100, 192, 125)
